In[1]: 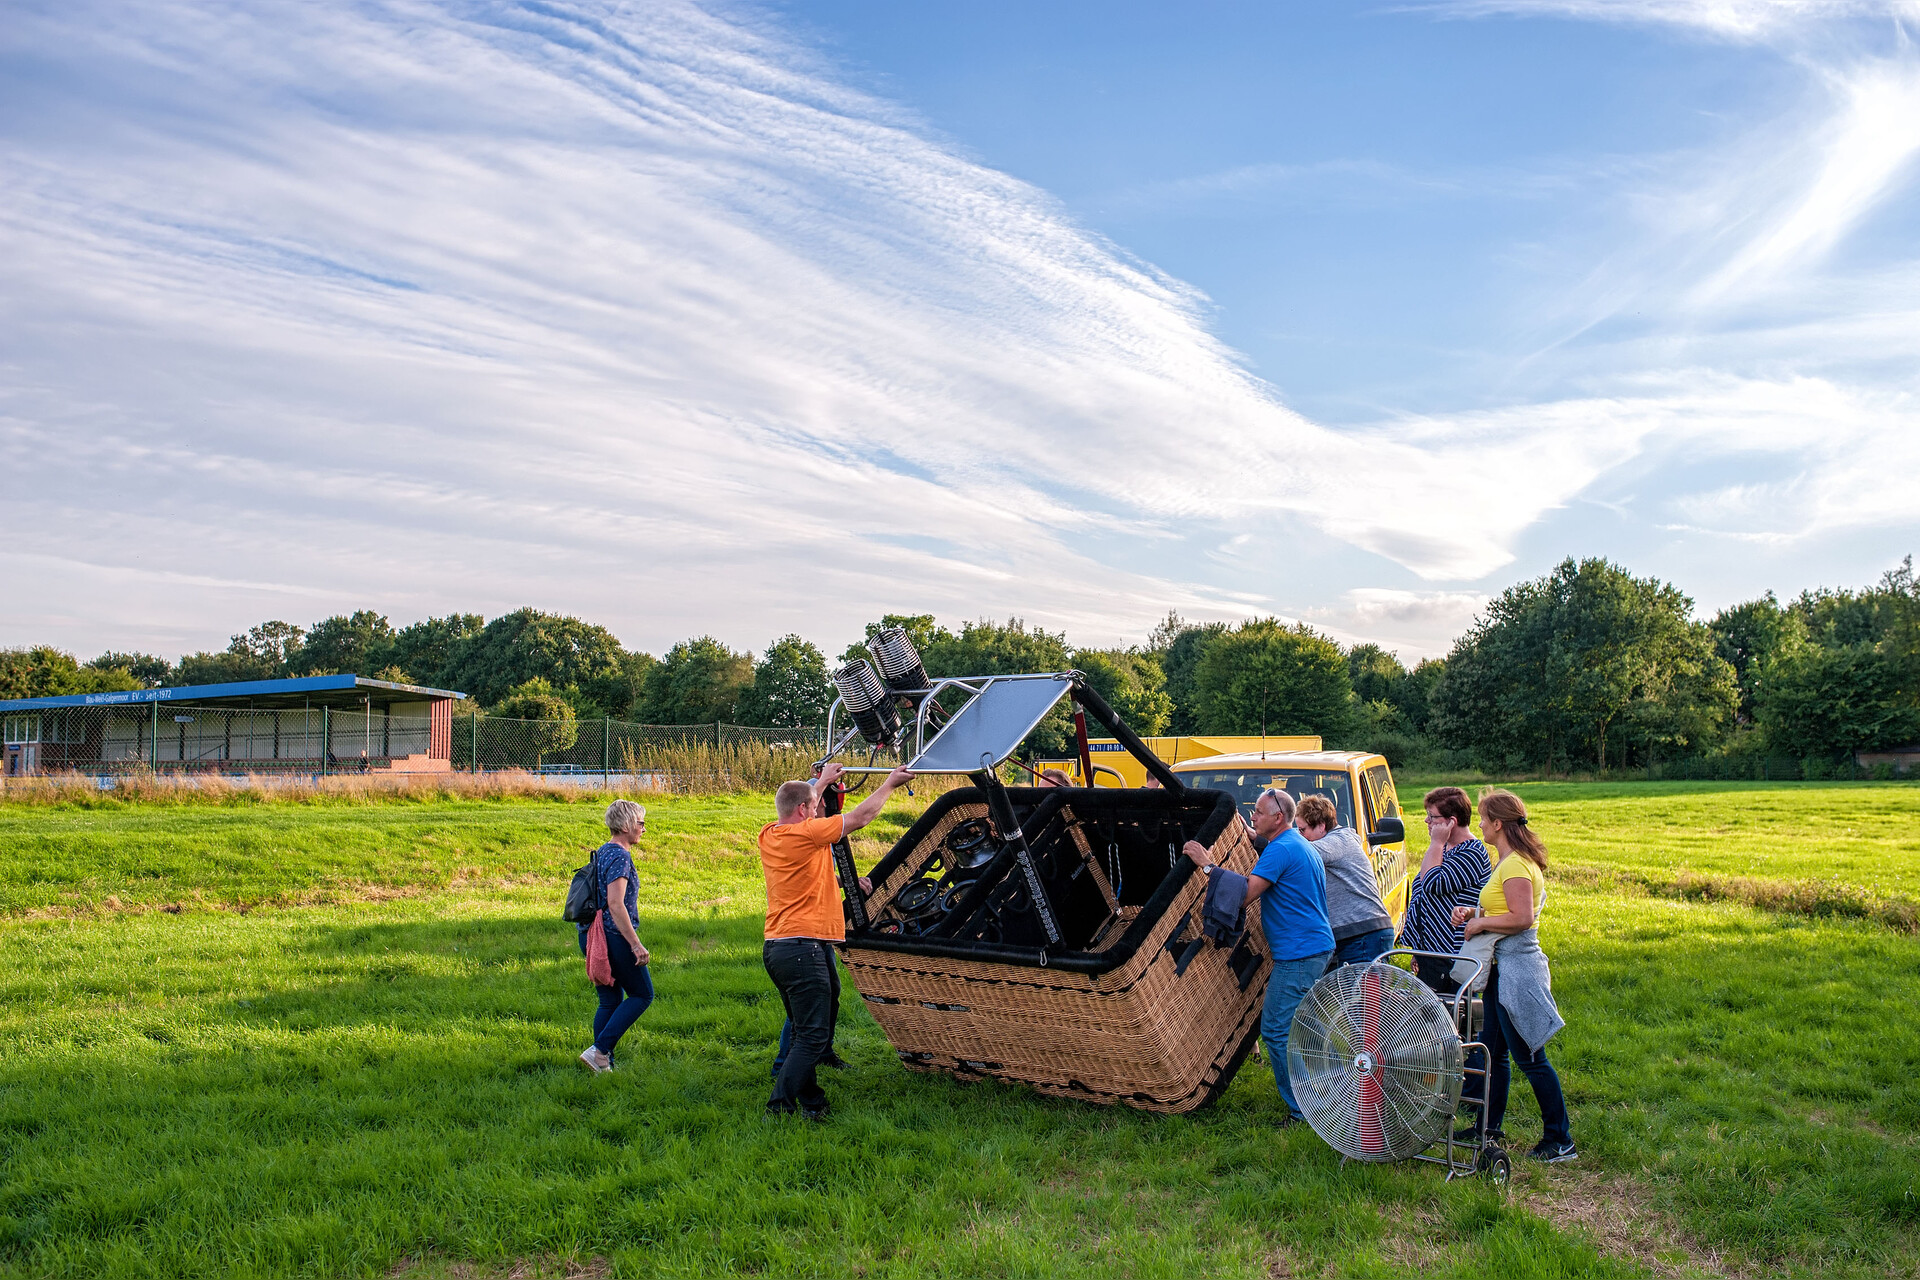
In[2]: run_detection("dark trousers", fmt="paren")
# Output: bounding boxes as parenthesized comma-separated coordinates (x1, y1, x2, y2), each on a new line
(1483, 964, 1572, 1145)
(773, 966, 841, 1076)
(592, 931, 654, 1056)
(1411, 952, 1487, 1108)
(764, 937, 839, 1109)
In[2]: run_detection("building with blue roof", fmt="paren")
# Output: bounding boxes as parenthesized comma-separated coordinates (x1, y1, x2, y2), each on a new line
(1, 674, 467, 777)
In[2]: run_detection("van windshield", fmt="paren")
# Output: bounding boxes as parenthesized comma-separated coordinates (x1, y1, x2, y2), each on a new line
(1179, 769, 1355, 830)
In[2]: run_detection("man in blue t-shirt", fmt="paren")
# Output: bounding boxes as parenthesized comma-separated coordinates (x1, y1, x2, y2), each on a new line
(1186, 788, 1333, 1121)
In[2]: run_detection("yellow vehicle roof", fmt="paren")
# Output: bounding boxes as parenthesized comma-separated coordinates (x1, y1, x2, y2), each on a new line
(1170, 750, 1381, 771)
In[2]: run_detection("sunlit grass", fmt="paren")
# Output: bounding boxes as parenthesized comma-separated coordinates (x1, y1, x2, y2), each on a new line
(0, 782, 1915, 1276)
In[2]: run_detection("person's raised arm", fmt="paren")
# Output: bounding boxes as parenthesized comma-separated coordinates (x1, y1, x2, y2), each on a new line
(810, 761, 844, 804)
(1419, 814, 1452, 873)
(1183, 839, 1273, 902)
(842, 768, 915, 835)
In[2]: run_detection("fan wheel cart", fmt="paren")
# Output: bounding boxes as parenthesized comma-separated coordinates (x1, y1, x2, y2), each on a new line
(1287, 949, 1507, 1183)
(815, 641, 1272, 1113)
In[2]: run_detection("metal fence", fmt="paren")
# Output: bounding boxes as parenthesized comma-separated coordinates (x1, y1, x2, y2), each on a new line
(449, 716, 826, 774)
(2, 701, 827, 780)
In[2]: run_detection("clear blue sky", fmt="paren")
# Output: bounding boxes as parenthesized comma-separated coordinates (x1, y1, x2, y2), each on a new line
(3, 0, 1916, 662)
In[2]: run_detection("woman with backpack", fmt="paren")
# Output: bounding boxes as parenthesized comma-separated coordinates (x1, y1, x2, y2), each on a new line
(578, 799, 653, 1073)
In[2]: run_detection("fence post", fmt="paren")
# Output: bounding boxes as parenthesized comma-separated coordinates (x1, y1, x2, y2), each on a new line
(149, 701, 158, 770)
(471, 711, 479, 773)
(603, 718, 610, 782)
(322, 707, 330, 777)
(715, 721, 722, 747)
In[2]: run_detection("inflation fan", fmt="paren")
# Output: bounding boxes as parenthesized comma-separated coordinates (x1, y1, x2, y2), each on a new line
(1287, 960, 1469, 1162)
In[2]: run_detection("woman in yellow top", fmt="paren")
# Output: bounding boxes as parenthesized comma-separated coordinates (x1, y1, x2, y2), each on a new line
(1450, 789, 1575, 1163)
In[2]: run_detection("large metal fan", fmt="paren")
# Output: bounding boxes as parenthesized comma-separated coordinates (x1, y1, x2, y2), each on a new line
(1287, 962, 1464, 1160)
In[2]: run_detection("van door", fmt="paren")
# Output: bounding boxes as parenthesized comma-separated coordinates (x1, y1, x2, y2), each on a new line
(1361, 763, 1409, 921)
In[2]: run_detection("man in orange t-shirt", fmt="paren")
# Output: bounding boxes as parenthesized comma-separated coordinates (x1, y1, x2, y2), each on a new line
(760, 760, 913, 1118)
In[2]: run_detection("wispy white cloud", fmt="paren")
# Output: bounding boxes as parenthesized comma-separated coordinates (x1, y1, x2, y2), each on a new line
(0, 0, 1645, 658)
(1692, 58, 1920, 301)
(1424, 0, 1920, 41)
(2, 0, 1917, 665)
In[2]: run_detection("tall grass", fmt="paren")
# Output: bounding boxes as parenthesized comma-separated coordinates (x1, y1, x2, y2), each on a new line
(616, 739, 822, 793)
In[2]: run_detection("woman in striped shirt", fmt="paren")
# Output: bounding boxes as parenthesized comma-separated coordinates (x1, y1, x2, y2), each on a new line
(1397, 785, 1491, 992)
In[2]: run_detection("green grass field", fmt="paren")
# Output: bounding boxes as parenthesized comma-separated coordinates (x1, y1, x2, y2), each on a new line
(1, 781, 1916, 1277)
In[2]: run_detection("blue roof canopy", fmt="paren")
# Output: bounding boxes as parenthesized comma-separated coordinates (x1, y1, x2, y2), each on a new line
(0, 674, 467, 713)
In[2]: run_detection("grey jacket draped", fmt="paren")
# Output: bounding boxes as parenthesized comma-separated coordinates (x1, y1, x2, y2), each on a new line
(1490, 925, 1565, 1051)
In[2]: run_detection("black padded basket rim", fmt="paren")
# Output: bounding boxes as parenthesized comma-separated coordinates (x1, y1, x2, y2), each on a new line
(849, 785, 1240, 975)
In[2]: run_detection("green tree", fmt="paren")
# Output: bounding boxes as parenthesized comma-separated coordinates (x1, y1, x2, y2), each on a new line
(1789, 557, 1920, 651)
(1431, 558, 1734, 770)
(606, 651, 658, 721)
(0, 648, 141, 700)
(292, 611, 396, 676)
(175, 621, 305, 685)
(387, 614, 485, 688)
(932, 618, 1074, 756)
(737, 635, 831, 728)
(439, 608, 631, 715)
(1757, 644, 1920, 757)
(489, 677, 579, 767)
(1347, 644, 1407, 705)
(1072, 648, 1173, 736)
(921, 618, 1072, 678)
(87, 652, 173, 688)
(1192, 620, 1359, 740)
(1711, 594, 1805, 725)
(640, 636, 753, 724)
(1148, 614, 1226, 734)
(1391, 658, 1445, 734)
(841, 614, 954, 667)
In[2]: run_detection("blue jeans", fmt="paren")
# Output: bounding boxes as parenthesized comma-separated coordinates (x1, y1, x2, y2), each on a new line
(592, 931, 654, 1056)
(1483, 964, 1572, 1145)
(1329, 926, 1395, 971)
(1263, 949, 1334, 1120)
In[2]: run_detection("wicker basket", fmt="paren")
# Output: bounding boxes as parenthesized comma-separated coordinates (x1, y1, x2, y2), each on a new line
(841, 785, 1269, 1113)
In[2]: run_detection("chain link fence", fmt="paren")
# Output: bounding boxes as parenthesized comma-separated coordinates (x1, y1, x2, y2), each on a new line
(449, 715, 825, 779)
(2, 702, 831, 788)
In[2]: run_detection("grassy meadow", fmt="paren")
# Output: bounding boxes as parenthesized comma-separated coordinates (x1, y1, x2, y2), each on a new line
(0, 780, 1916, 1277)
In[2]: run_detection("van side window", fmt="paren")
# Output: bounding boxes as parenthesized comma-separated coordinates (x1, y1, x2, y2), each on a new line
(1364, 765, 1398, 822)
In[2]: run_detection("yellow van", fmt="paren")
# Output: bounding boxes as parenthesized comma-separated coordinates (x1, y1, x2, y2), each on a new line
(1168, 751, 1412, 926)
(1036, 735, 1323, 789)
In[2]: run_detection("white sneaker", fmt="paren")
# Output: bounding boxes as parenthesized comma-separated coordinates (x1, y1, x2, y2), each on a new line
(579, 1047, 613, 1073)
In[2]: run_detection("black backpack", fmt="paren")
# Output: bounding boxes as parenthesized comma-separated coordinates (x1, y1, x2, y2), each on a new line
(563, 849, 603, 924)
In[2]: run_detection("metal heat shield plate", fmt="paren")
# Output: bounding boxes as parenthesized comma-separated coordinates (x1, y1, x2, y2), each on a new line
(908, 675, 1074, 774)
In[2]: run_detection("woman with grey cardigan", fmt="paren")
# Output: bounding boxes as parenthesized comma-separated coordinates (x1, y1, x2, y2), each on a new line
(1294, 795, 1396, 970)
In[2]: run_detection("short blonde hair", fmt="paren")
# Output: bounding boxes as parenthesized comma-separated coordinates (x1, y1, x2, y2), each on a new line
(775, 780, 815, 819)
(604, 799, 647, 835)
(1295, 795, 1337, 831)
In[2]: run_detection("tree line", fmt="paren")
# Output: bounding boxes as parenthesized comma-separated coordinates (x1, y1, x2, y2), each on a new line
(5, 555, 1915, 770)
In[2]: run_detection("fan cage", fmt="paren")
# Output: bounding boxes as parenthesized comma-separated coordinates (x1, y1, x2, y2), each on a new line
(1287, 961, 1464, 1161)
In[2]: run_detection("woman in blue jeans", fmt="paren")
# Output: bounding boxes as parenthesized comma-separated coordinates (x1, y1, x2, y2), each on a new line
(578, 799, 654, 1073)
